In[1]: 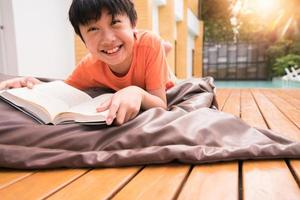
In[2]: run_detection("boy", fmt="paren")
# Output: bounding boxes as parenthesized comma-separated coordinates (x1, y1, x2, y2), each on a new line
(0, 0, 171, 125)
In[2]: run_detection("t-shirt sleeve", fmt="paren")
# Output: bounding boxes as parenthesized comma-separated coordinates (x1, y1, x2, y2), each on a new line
(145, 37, 169, 91)
(64, 55, 95, 90)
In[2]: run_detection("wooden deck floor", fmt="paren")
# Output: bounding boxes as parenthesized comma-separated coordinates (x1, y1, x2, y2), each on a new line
(0, 88, 300, 200)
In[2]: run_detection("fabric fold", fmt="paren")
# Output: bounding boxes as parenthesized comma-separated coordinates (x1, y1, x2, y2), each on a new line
(0, 73, 299, 169)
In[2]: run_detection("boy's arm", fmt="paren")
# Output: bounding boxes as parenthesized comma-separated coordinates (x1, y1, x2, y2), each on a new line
(96, 86, 167, 125)
(141, 88, 167, 110)
(0, 77, 42, 90)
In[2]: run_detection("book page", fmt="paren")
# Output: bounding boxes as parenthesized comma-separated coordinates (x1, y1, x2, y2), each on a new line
(33, 81, 92, 108)
(2, 81, 92, 121)
(5, 87, 71, 120)
(54, 93, 113, 124)
(66, 93, 112, 115)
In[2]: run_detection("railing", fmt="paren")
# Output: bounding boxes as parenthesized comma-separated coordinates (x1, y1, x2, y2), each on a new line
(203, 42, 268, 80)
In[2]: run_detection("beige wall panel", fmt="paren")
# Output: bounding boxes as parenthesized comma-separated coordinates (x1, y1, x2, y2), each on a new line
(188, 0, 199, 17)
(135, 0, 152, 30)
(193, 21, 204, 77)
(159, 0, 176, 72)
(175, 0, 188, 78)
(75, 35, 89, 65)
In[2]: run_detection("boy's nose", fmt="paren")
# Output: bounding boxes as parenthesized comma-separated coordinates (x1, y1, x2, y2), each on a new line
(101, 30, 117, 44)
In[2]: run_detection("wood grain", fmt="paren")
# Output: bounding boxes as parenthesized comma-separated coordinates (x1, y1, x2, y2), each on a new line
(112, 165, 190, 200)
(0, 169, 87, 200)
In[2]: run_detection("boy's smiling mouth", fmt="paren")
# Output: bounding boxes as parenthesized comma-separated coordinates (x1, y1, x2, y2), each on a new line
(101, 45, 123, 55)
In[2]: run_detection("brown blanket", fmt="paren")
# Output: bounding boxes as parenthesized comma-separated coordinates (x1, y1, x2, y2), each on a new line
(0, 73, 299, 169)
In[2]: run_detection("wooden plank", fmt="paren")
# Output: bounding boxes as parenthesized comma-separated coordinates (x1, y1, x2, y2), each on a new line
(251, 89, 300, 142)
(0, 169, 87, 200)
(112, 165, 190, 200)
(260, 89, 300, 192)
(241, 89, 300, 200)
(176, 89, 240, 200)
(240, 89, 268, 129)
(253, 90, 300, 188)
(47, 167, 141, 200)
(222, 89, 240, 117)
(282, 89, 300, 101)
(0, 170, 34, 189)
(262, 89, 300, 129)
(177, 162, 238, 200)
(289, 160, 300, 182)
(275, 89, 300, 110)
(215, 88, 232, 110)
(244, 160, 300, 200)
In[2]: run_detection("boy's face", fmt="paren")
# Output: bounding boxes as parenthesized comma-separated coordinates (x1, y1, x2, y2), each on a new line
(79, 10, 135, 73)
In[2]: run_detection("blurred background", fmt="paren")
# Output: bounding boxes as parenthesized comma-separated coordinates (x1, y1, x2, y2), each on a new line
(202, 0, 300, 82)
(0, 0, 299, 87)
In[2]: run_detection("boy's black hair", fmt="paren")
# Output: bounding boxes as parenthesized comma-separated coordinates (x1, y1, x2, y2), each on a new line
(69, 0, 137, 41)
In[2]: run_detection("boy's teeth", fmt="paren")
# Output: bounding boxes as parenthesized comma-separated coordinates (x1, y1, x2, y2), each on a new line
(106, 46, 119, 54)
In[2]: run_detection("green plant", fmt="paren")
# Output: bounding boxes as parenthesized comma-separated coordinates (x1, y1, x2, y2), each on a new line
(273, 54, 300, 76)
(265, 39, 295, 77)
(266, 38, 300, 77)
(290, 40, 300, 55)
(266, 39, 292, 56)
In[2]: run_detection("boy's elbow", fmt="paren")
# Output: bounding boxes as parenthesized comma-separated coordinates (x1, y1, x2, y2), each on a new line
(163, 41, 172, 55)
(163, 101, 168, 110)
(160, 98, 168, 110)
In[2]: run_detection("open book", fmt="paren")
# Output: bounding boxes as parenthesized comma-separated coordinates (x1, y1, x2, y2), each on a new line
(0, 81, 113, 125)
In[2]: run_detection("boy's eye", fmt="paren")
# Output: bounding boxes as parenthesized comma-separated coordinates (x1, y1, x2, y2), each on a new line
(111, 19, 121, 26)
(87, 27, 98, 32)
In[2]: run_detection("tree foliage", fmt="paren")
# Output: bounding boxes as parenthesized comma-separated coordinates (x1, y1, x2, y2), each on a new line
(202, 0, 233, 42)
(202, 0, 300, 43)
(266, 38, 300, 77)
(202, 0, 300, 78)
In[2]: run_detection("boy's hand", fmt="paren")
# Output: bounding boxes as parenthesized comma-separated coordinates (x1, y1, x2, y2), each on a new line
(0, 77, 41, 90)
(96, 86, 144, 125)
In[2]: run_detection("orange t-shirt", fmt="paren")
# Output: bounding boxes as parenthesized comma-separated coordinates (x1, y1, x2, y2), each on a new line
(65, 31, 169, 91)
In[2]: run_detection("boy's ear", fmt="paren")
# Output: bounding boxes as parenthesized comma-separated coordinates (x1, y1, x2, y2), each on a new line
(133, 28, 137, 39)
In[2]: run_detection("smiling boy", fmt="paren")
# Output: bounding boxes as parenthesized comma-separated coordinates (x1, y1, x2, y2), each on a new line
(0, 0, 171, 125)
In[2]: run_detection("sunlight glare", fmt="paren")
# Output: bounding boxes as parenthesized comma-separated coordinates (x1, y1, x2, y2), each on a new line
(243, 0, 281, 18)
(280, 16, 294, 38)
(271, 9, 284, 30)
(257, 0, 277, 11)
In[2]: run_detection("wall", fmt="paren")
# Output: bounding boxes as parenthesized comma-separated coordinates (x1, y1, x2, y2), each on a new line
(135, 0, 152, 30)
(175, 0, 188, 79)
(188, 0, 199, 17)
(193, 21, 204, 77)
(158, 0, 176, 72)
(11, 0, 75, 79)
(0, 0, 18, 75)
(0, 3, 5, 73)
(187, 34, 195, 77)
(74, 35, 88, 65)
